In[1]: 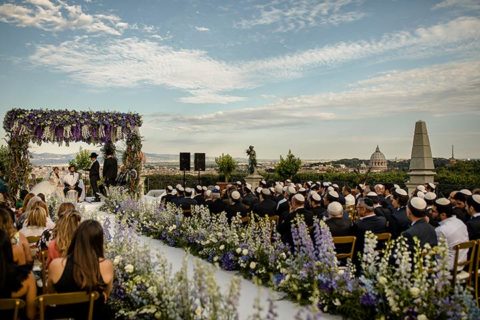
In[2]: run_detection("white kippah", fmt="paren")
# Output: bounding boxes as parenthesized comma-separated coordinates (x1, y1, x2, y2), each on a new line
(460, 189, 472, 196)
(327, 202, 344, 217)
(417, 185, 426, 192)
(185, 187, 192, 193)
(472, 194, 480, 205)
(427, 182, 436, 189)
(311, 191, 321, 202)
(274, 185, 283, 194)
(322, 182, 329, 187)
(332, 184, 339, 189)
(205, 190, 212, 197)
(236, 181, 242, 185)
(327, 186, 334, 192)
(424, 192, 436, 201)
(256, 187, 262, 194)
(287, 186, 297, 195)
(410, 197, 427, 210)
(202, 186, 207, 191)
(172, 190, 177, 195)
(262, 188, 271, 196)
(328, 190, 339, 198)
(231, 191, 241, 200)
(298, 187, 306, 193)
(416, 191, 425, 199)
(367, 192, 377, 197)
(176, 184, 182, 189)
(177, 186, 185, 192)
(167, 185, 173, 191)
(394, 184, 400, 189)
(293, 193, 305, 202)
(196, 185, 202, 191)
(395, 188, 408, 196)
(345, 194, 355, 206)
(435, 197, 450, 206)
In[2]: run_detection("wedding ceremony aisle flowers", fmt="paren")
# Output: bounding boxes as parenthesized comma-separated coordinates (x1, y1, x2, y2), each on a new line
(100, 189, 480, 320)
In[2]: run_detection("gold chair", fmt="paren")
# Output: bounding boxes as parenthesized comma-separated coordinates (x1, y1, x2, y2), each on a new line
(36, 291, 99, 320)
(374, 232, 392, 254)
(333, 236, 357, 260)
(240, 216, 250, 224)
(40, 250, 49, 289)
(0, 298, 25, 320)
(269, 215, 279, 225)
(452, 240, 477, 288)
(26, 236, 40, 244)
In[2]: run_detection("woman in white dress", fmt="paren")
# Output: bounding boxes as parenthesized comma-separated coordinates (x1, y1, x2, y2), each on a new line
(31, 167, 64, 200)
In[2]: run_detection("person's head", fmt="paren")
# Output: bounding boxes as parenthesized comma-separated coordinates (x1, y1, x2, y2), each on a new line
(453, 190, 470, 209)
(392, 188, 408, 208)
(466, 195, 480, 215)
(67, 219, 105, 291)
(356, 198, 374, 217)
(260, 188, 271, 201)
(0, 207, 16, 237)
(27, 197, 49, 217)
(231, 191, 241, 203)
(310, 192, 322, 207)
(26, 206, 47, 227)
(37, 193, 46, 202)
(374, 184, 385, 196)
(57, 202, 76, 219)
(291, 193, 305, 210)
(424, 192, 437, 206)
(53, 167, 60, 174)
(327, 201, 344, 218)
(324, 190, 339, 206)
(384, 183, 394, 195)
(342, 185, 351, 196)
(54, 211, 82, 256)
(434, 198, 452, 221)
(407, 197, 427, 221)
(89, 152, 98, 161)
(21, 193, 35, 211)
(68, 165, 76, 173)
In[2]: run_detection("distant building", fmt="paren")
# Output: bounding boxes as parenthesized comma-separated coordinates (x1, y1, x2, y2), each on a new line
(369, 145, 388, 172)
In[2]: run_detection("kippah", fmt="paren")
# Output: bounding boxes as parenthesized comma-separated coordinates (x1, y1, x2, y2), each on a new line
(185, 187, 192, 193)
(236, 181, 242, 185)
(172, 190, 177, 195)
(345, 194, 355, 206)
(293, 193, 305, 202)
(311, 192, 321, 202)
(196, 185, 202, 191)
(298, 187, 306, 193)
(417, 185, 426, 192)
(332, 183, 339, 189)
(176, 184, 182, 189)
(416, 191, 425, 199)
(366, 192, 377, 197)
(460, 189, 472, 196)
(394, 184, 400, 189)
(471, 194, 480, 205)
(327, 202, 343, 215)
(410, 197, 427, 211)
(327, 186, 334, 192)
(256, 187, 262, 194)
(435, 198, 450, 206)
(177, 186, 185, 192)
(322, 182, 329, 187)
(167, 185, 173, 191)
(328, 190, 339, 199)
(274, 185, 283, 194)
(395, 188, 408, 196)
(205, 190, 212, 197)
(261, 188, 271, 196)
(427, 182, 436, 189)
(287, 186, 297, 195)
(424, 192, 436, 201)
(202, 186, 207, 191)
(231, 191, 241, 200)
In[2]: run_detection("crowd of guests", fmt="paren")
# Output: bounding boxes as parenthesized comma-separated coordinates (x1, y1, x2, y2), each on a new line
(162, 180, 480, 269)
(0, 192, 113, 319)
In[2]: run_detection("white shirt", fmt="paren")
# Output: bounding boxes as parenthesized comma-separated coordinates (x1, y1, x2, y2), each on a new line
(435, 216, 469, 271)
(63, 172, 79, 187)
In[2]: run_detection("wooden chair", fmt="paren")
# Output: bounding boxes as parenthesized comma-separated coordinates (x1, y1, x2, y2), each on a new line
(240, 216, 250, 224)
(26, 236, 40, 245)
(475, 240, 480, 306)
(0, 298, 25, 320)
(452, 240, 477, 288)
(333, 236, 356, 260)
(374, 232, 392, 254)
(36, 291, 99, 320)
(269, 215, 279, 225)
(40, 250, 49, 289)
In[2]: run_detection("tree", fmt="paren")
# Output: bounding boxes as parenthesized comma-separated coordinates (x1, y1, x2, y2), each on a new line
(275, 150, 301, 180)
(69, 147, 92, 171)
(0, 145, 9, 176)
(215, 153, 237, 182)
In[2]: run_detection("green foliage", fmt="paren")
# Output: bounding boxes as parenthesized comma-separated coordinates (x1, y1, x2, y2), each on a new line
(124, 133, 143, 196)
(0, 145, 9, 174)
(6, 133, 31, 196)
(69, 147, 92, 171)
(275, 150, 301, 180)
(215, 154, 237, 182)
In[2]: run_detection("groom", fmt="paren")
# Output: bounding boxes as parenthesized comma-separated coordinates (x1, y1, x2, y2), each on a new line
(89, 152, 101, 202)
(63, 165, 82, 199)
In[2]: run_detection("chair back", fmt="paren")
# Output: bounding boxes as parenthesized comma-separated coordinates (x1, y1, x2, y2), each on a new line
(66, 190, 78, 203)
(40, 250, 49, 288)
(269, 215, 279, 225)
(452, 240, 477, 287)
(333, 236, 356, 260)
(36, 291, 99, 320)
(0, 298, 25, 320)
(374, 232, 392, 254)
(26, 236, 40, 244)
(475, 240, 480, 306)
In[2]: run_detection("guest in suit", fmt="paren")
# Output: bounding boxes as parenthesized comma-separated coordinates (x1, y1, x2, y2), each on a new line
(402, 197, 438, 249)
(388, 188, 410, 239)
(452, 191, 470, 223)
(276, 186, 295, 220)
(326, 201, 353, 255)
(178, 188, 197, 217)
(102, 150, 118, 188)
(88, 153, 101, 202)
(226, 191, 247, 222)
(193, 185, 205, 206)
(466, 194, 480, 240)
(210, 189, 226, 214)
(252, 188, 277, 218)
(309, 191, 326, 220)
(353, 197, 388, 257)
(277, 194, 313, 252)
(63, 165, 82, 200)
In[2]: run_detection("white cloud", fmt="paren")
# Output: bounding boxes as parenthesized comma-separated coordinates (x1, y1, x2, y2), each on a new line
(0, 0, 127, 35)
(236, 0, 365, 32)
(195, 26, 209, 32)
(433, 0, 480, 11)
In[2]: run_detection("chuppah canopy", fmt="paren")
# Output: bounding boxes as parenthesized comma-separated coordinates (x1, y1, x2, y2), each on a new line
(3, 108, 143, 197)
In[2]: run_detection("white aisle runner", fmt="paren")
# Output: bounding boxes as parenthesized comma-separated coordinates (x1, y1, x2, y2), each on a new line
(80, 202, 340, 320)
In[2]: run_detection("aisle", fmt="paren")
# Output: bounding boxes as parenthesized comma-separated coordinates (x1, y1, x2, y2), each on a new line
(80, 202, 340, 320)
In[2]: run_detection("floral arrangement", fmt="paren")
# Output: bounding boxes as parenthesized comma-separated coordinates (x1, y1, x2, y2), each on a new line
(101, 194, 480, 320)
(3, 108, 142, 145)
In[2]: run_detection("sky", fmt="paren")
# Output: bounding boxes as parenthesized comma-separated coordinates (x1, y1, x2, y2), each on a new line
(0, 0, 479, 160)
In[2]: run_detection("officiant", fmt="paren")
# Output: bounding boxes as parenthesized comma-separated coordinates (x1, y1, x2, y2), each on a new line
(89, 152, 101, 202)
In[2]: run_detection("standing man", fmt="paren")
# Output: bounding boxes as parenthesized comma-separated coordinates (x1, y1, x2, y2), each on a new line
(103, 149, 118, 188)
(89, 152, 101, 202)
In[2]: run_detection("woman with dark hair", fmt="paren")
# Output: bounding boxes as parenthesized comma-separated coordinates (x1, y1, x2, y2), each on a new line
(0, 206, 32, 265)
(0, 229, 37, 320)
(48, 219, 113, 319)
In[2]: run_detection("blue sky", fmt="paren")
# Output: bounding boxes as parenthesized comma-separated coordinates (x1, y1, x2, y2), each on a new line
(0, 0, 479, 160)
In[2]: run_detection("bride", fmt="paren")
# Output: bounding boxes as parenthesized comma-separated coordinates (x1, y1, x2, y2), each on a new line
(31, 167, 64, 200)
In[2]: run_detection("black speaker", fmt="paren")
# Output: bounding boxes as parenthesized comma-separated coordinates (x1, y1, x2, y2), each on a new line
(194, 153, 206, 171)
(180, 152, 191, 171)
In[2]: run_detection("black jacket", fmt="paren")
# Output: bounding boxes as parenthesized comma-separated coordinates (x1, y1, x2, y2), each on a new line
(253, 198, 277, 217)
(103, 157, 118, 183)
(89, 160, 100, 180)
(326, 218, 353, 237)
(466, 216, 480, 240)
(226, 201, 248, 221)
(210, 199, 227, 215)
(354, 214, 388, 257)
(277, 207, 314, 251)
(402, 219, 438, 248)
(387, 207, 410, 239)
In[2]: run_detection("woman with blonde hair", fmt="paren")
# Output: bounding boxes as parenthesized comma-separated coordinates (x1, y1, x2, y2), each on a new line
(0, 206, 32, 265)
(20, 206, 49, 238)
(47, 211, 82, 266)
(38, 202, 76, 251)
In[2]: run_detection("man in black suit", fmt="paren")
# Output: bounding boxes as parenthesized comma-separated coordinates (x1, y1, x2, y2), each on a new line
(309, 191, 326, 220)
(277, 193, 313, 252)
(388, 188, 410, 238)
(193, 185, 205, 206)
(452, 191, 470, 223)
(276, 185, 296, 220)
(226, 191, 247, 222)
(466, 194, 480, 240)
(402, 197, 438, 248)
(326, 201, 353, 256)
(88, 152, 100, 202)
(210, 189, 227, 214)
(178, 187, 197, 217)
(103, 150, 118, 187)
(253, 188, 277, 218)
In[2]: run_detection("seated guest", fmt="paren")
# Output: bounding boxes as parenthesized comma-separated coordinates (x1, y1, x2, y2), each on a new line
(38, 202, 76, 251)
(309, 191, 326, 220)
(62, 165, 82, 200)
(452, 190, 471, 223)
(276, 186, 296, 219)
(277, 194, 313, 250)
(253, 188, 277, 217)
(366, 191, 392, 218)
(178, 187, 197, 217)
(0, 230, 37, 320)
(353, 198, 388, 257)
(162, 186, 175, 206)
(466, 194, 480, 240)
(242, 184, 257, 211)
(16, 192, 35, 220)
(204, 190, 213, 211)
(48, 220, 113, 320)
(434, 198, 469, 270)
(226, 191, 247, 222)
(20, 206, 50, 238)
(47, 211, 82, 267)
(193, 185, 205, 206)
(388, 188, 410, 239)
(323, 190, 340, 218)
(20, 197, 55, 229)
(326, 202, 353, 237)
(210, 189, 226, 214)
(402, 197, 438, 249)
(424, 192, 439, 227)
(0, 206, 32, 265)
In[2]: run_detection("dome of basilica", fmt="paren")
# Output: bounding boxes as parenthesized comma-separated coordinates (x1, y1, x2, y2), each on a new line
(369, 145, 387, 172)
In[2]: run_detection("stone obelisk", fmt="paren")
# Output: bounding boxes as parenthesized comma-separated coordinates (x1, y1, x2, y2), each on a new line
(406, 120, 436, 195)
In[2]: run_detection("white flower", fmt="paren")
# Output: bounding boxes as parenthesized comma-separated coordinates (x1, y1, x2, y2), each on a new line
(279, 252, 286, 259)
(409, 287, 420, 298)
(378, 276, 388, 285)
(147, 286, 157, 297)
(242, 249, 249, 256)
(417, 315, 428, 320)
(124, 264, 134, 273)
(195, 306, 202, 316)
(236, 248, 242, 254)
(338, 269, 345, 276)
(333, 298, 341, 306)
(219, 244, 225, 250)
(249, 261, 256, 269)
(113, 255, 122, 266)
(154, 311, 161, 319)
(213, 256, 219, 262)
